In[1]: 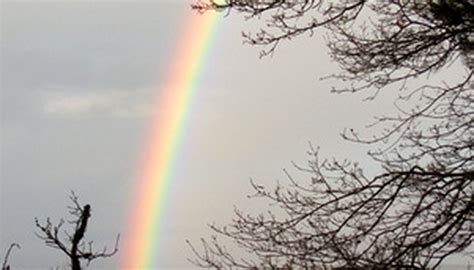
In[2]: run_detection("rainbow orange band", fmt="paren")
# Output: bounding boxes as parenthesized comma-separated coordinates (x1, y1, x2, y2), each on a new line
(120, 10, 220, 268)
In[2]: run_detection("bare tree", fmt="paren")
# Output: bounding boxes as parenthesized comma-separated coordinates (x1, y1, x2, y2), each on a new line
(35, 192, 119, 270)
(188, 0, 473, 269)
(193, 0, 473, 69)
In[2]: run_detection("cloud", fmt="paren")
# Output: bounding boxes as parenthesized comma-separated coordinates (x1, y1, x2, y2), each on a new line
(42, 88, 154, 118)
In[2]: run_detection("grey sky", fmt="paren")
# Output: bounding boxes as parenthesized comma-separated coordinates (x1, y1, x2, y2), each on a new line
(1, 1, 469, 269)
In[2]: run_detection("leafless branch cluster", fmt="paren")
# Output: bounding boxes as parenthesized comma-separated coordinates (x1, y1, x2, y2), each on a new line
(189, 0, 473, 269)
(35, 192, 119, 270)
(193, 1, 473, 76)
(189, 144, 472, 268)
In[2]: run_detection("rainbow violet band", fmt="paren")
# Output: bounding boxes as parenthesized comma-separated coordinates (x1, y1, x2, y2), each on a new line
(120, 10, 220, 269)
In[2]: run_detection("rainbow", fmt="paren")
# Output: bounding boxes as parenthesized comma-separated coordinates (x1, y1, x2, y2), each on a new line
(120, 9, 220, 268)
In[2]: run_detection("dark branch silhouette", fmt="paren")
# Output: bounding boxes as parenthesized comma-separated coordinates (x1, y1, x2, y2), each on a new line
(189, 0, 473, 268)
(2, 243, 20, 270)
(35, 192, 119, 270)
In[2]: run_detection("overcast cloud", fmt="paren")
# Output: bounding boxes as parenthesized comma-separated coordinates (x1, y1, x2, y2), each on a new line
(1, 1, 468, 269)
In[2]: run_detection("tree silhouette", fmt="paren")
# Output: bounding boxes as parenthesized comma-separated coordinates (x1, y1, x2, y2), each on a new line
(35, 192, 119, 270)
(188, 0, 473, 268)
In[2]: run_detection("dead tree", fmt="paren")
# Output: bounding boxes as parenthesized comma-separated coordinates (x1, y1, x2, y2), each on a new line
(35, 192, 119, 270)
(188, 0, 473, 268)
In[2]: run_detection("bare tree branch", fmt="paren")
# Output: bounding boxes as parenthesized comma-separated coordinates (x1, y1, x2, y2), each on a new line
(2, 243, 20, 270)
(189, 0, 474, 268)
(35, 192, 119, 270)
